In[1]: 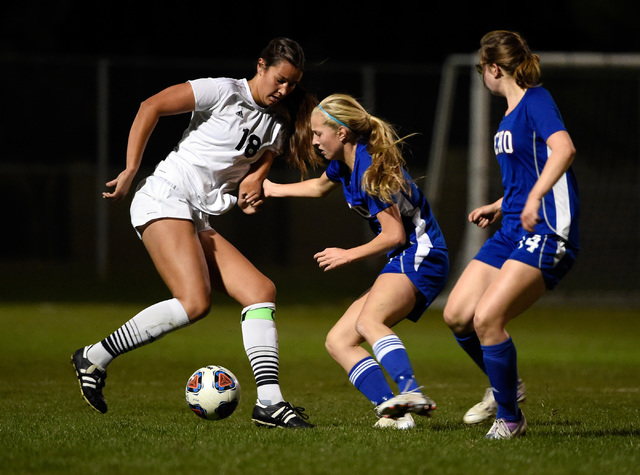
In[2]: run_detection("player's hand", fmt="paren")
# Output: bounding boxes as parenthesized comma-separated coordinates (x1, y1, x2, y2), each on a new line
(521, 196, 542, 232)
(468, 203, 502, 228)
(314, 247, 351, 271)
(239, 190, 264, 207)
(262, 179, 274, 198)
(238, 180, 265, 214)
(102, 169, 136, 201)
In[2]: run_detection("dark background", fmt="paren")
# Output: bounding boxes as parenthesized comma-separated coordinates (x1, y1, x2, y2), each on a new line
(1, 0, 639, 304)
(3, 1, 639, 63)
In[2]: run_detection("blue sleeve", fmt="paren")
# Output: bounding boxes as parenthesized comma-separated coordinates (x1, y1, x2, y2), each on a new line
(325, 160, 341, 182)
(365, 192, 391, 217)
(529, 88, 566, 142)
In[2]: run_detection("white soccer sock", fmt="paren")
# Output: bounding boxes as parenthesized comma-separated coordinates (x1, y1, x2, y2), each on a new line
(241, 302, 284, 406)
(87, 298, 190, 368)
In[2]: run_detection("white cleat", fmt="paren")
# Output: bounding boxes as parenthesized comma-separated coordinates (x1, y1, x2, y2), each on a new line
(463, 379, 526, 425)
(374, 413, 415, 429)
(375, 391, 436, 419)
(484, 414, 527, 439)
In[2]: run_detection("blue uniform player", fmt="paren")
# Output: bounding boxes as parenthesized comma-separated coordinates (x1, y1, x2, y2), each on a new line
(443, 30, 579, 439)
(263, 93, 449, 429)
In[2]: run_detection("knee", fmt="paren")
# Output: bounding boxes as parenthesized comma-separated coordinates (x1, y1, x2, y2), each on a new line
(325, 331, 341, 360)
(443, 301, 474, 335)
(247, 276, 277, 304)
(471, 307, 502, 340)
(181, 294, 211, 322)
(325, 326, 359, 361)
(261, 277, 277, 302)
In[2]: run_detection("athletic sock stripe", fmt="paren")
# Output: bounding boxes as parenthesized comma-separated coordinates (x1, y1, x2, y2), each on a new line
(101, 338, 118, 357)
(102, 322, 146, 358)
(349, 358, 380, 385)
(122, 322, 138, 347)
(373, 335, 405, 361)
(246, 346, 280, 387)
(246, 346, 280, 355)
(253, 367, 279, 376)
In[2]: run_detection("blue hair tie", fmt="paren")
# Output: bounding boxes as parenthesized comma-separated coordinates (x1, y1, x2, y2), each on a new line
(318, 104, 352, 130)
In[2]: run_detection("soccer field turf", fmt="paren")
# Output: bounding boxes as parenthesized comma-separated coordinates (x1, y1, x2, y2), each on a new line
(0, 301, 638, 474)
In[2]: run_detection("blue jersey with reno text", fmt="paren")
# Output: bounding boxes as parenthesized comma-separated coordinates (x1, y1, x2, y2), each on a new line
(325, 142, 447, 257)
(494, 87, 579, 248)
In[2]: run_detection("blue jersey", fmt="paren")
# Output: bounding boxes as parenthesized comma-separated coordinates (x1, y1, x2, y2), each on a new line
(325, 142, 447, 258)
(494, 87, 579, 248)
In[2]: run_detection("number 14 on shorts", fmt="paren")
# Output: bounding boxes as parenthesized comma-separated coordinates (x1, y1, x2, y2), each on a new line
(518, 234, 541, 253)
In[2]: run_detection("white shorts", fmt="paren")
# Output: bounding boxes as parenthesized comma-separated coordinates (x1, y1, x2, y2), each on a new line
(130, 176, 213, 239)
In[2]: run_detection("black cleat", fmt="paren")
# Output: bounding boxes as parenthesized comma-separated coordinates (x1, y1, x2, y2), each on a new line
(71, 347, 108, 414)
(252, 400, 314, 428)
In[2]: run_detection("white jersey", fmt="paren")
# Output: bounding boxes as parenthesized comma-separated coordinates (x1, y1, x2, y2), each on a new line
(152, 77, 285, 215)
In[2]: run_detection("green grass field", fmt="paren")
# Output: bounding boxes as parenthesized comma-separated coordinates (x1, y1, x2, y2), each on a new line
(0, 300, 638, 474)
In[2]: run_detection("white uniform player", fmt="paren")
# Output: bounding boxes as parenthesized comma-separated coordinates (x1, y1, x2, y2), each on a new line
(156, 78, 283, 214)
(131, 77, 286, 235)
(71, 38, 316, 429)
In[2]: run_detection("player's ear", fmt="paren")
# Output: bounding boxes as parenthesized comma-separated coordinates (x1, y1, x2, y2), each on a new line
(257, 58, 266, 76)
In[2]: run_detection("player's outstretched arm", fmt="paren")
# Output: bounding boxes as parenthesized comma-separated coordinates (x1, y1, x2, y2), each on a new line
(103, 83, 196, 201)
(263, 172, 337, 199)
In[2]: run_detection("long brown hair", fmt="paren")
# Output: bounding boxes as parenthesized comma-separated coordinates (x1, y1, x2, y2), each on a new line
(479, 30, 541, 89)
(260, 37, 321, 177)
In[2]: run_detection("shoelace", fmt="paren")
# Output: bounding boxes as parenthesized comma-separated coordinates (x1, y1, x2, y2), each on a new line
(288, 404, 310, 421)
(400, 384, 425, 395)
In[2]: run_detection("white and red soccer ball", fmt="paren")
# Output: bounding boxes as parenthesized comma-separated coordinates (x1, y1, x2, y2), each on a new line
(185, 365, 241, 420)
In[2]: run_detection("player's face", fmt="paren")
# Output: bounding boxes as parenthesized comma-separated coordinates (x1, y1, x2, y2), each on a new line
(311, 111, 344, 161)
(253, 60, 302, 107)
(477, 61, 503, 96)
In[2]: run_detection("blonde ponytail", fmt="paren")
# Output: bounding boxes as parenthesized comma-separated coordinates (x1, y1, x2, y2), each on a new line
(317, 94, 413, 203)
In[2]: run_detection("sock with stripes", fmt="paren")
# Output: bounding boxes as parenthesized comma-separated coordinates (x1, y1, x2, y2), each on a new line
(372, 334, 420, 393)
(348, 356, 394, 406)
(241, 302, 284, 406)
(86, 298, 190, 369)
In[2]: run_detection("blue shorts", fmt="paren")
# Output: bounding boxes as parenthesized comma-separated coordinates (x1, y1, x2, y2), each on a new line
(474, 227, 578, 289)
(379, 247, 449, 322)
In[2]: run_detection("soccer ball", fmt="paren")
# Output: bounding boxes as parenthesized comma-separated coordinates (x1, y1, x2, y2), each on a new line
(185, 365, 241, 420)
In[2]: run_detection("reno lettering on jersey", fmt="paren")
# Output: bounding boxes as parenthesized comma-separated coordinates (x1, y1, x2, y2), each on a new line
(494, 130, 514, 155)
(489, 87, 579, 248)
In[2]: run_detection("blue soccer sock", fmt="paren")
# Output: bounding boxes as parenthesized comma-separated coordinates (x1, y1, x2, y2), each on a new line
(372, 334, 420, 393)
(348, 357, 394, 406)
(482, 337, 520, 421)
(454, 331, 487, 374)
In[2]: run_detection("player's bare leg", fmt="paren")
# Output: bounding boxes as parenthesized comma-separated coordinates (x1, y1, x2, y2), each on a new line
(199, 229, 312, 428)
(71, 218, 202, 413)
(358, 274, 436, 419)
(142, 218, 213, 320)
(474, 260, 544, 438)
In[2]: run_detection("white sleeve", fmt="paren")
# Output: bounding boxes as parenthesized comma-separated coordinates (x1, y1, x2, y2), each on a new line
(188, 78, 222, 111)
